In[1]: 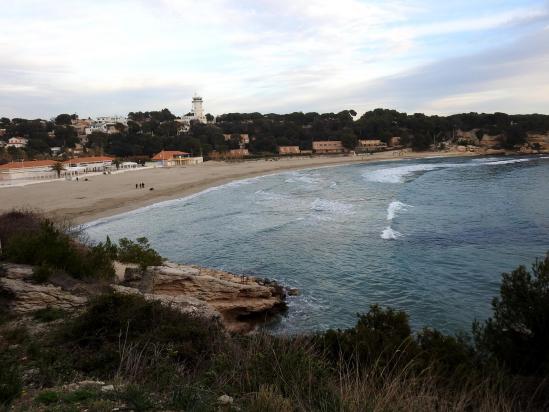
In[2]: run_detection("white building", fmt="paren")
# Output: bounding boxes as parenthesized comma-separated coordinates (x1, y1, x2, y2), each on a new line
(96, 115, 127, 125)
(181, 94, 209, 125)
(6, 137, 28, 148)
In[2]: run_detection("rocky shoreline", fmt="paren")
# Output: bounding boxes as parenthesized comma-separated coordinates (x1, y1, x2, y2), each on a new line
(0, 261, 287, 333)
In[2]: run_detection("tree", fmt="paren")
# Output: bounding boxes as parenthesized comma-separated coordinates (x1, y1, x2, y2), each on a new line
(55, 114, 72, 125)
(340, 128, 358, 150)
(51, 161, 65, 178)
(205, 113, 214, 122)
(474, 253, 549, 376)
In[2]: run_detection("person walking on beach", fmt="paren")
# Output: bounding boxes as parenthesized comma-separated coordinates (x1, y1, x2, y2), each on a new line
(136, 183, 138, 189)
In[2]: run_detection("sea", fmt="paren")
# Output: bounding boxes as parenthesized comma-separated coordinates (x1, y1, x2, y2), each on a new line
(85, 155, 549, 335)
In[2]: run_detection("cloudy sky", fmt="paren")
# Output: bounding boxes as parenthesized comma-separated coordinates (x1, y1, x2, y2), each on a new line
(1, 0, 548, 119)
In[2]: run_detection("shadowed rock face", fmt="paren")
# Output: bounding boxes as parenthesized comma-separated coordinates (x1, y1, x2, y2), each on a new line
(1, 262, 286, 333)
(127, 262, 287, 333)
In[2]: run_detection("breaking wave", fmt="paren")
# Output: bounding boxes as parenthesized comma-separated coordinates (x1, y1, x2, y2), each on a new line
(387, 201, 411, 220)
(381, 226, 403, 240)
(364, 157, 543, 184)
(310, 198, 353, 215)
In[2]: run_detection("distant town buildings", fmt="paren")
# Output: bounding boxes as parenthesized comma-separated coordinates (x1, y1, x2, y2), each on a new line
(0, 156, 114, 182)
(151, 150, 203, 167)
(356, 139, 387, 152)
(84, 116, 127, 136)
(6, 137, 28, 148)
(278, 146, 300, 155)
(312, 140, 344, 154)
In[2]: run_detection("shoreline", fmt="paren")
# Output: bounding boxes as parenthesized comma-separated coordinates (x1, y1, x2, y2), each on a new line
(0, 150, 484, 225)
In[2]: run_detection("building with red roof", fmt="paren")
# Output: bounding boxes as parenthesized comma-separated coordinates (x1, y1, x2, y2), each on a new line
(151, 151, 203, 166)
(0, 156, 114, 183)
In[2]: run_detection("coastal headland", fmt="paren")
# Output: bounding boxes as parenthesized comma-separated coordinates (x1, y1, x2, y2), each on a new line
(0, 150, 479, 224)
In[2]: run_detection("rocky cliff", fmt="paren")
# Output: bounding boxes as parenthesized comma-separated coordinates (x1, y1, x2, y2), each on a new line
(0, 261, 287, 333)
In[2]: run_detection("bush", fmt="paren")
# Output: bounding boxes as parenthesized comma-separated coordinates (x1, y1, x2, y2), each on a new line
(33, 306, 67, 323)
(1, 212, 114, 280)
(474, 253, 549, 376)
(319, 304, 417, 368)
(116, 237, 163, 269)
(31, 263, 53, 283)
(0, 356, 22, 407)
(54, 292, 224, 377)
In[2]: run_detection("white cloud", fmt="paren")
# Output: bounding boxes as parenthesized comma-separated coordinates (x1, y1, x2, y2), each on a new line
(0, 0, 548, 118)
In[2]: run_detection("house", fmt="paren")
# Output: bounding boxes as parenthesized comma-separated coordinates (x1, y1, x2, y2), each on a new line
(229, 148, 249, 157)
(388, 136, 401, 147)
(278, 146, 300, 155)
(0, 156, 114, 182)
(312, 140, 344, 154)
(0, 160, 57, 181)
(356, 139, 387, 152)
(63, 156, 114, 177)
(151, 150, 203, 166)
(6, 137, 28, 148)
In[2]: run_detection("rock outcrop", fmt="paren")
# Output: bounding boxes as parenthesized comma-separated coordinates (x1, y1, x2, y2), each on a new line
(0, 264, 87, 314)
(0, 262, 286, 333)
(120, 262, 287, 332)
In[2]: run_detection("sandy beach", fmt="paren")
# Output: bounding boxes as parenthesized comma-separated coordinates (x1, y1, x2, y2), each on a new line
(0, 150, 478, 224)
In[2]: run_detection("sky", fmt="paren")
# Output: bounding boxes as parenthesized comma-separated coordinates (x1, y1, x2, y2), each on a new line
(1, 0, 548, 119)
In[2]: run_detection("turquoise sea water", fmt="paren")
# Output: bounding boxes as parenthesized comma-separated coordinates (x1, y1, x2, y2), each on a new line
(86, 156, 549, 334)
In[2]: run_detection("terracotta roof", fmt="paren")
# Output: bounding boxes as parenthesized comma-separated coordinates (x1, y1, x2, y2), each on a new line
(0, 156, 114, 171)
(0, 160, 56, 170)
(152, 150, 190, 161)
(63, 156, 114, 164)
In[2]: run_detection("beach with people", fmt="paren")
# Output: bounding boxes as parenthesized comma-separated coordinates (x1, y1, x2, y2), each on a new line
(0, 150, 478, 225)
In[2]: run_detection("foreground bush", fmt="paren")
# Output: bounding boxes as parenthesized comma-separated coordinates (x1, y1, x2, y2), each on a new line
(474, 252, 549, 376)
(52, 292, 225, 378)
(0, 210, 115, 280)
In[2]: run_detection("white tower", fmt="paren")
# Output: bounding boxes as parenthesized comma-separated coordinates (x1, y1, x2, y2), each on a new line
(192, 94, 206, 124)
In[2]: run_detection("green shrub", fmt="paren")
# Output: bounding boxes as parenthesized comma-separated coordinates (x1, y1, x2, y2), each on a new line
(2, 216, 114, 281)
(319, 304, 418, 368)
(0, 356, 22, 407)
(474, 253, 549, 376)
(116, 237, 163, 269)
(54, 292, 224, 377)
(31, 263, 54, 283)
(35, 390, 61, 405)
(33, 306, 67, 322)
(416, 328, 477, 381)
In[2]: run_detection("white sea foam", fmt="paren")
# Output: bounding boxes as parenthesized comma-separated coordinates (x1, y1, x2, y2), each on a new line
(387, 201, 410, 220)
(365, 164, 442, 183)
(364, 157, 542, 184)
(285, 171, 323, 185)
(381, 226, 403, 240)
(310, 198, 353, 214)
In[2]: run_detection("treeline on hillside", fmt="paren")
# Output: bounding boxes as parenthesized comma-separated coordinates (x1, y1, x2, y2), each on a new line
(2, 110, 549, 162)
(1, 210, 549, 410)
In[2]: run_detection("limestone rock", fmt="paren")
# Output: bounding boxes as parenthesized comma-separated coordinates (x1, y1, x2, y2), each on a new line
(0, 277, 87, 313)
(0, 263, 34, 280)
(218, 394, 233, 405)
(142, 263, 286, 332)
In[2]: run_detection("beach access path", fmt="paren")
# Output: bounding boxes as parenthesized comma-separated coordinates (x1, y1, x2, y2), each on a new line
(0, 151, 478, 225)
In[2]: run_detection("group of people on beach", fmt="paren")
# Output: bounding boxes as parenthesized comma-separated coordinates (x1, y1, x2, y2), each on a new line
(136, 182, 145, 189)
